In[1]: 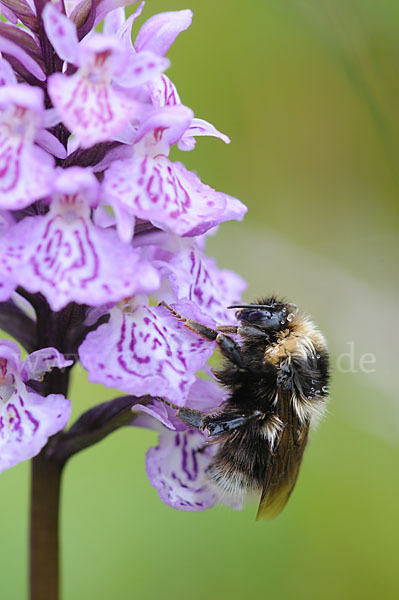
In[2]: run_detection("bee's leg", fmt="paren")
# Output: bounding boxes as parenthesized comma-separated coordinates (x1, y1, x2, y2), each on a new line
(158, 399, 264, 437)
(238, 326, 269, 338)
(215, 334, 244, 367)
(217, 325, 269, 338)
(216, 325, 239, 334)
(159, 301, 244, 368)
(202, 410, 264, 437)
(159, 301, 219, 340)
(276, 360, 294, 390)
(158, 399, 207, 428)
(277, 354, 329, 399)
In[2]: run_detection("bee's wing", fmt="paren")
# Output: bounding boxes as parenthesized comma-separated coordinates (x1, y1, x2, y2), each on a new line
(256, 399, 309, 521)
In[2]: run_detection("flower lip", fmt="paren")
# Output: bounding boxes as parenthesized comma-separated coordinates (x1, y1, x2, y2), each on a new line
(0, 344, 72, 474)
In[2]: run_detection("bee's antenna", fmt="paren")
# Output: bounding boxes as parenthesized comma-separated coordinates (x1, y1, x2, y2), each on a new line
(228, 303, 298, 311)
(228, 304, 273, 309)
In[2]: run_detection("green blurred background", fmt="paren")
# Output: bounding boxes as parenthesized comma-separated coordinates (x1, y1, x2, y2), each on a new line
(1, 0, 398, 598)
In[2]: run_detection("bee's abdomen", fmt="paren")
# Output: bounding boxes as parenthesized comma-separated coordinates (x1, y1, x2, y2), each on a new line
(206, 425, 270, 497)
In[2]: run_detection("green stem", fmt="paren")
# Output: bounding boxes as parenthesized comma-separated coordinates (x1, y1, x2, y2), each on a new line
(30, 449, 64, 600)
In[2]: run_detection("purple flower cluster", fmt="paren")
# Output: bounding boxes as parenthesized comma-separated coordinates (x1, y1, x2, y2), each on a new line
(0, 0, 247, 511)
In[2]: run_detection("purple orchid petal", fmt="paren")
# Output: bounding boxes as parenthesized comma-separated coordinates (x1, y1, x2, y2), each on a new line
(0, 343, 71, 473)
(43, 107, 61, 128)
(0, 216, 160, 311)
(149, 74, 181, 108)
(0, 85, 55, 209)
(109, 201, 135, 243)
(0, 168, 160, 310)
(133, 377, 226, 433)
(0, 339, 22, 368)
(1, 209, 15, 231)
(133, 375, 243, 512)
(176, 135, 195, 152)
(91, 142, 133, 172)
(178, 117, 230, 151)
(174, 163, 247, 236)
(79, 299, 216, 405)
(0, 141, 54, 209)
(158, 243, 247, 324)
(186, 377, 227, 412)
(134, 104, 193, 147)
(52, 165, 99, 203)
(42, 3, 79, 64)
(48, 71, 144, 148)
(0, 83, 44, 120)
(94, 0, 140, 28)
(103, 6, 127, 35)
(104, 154, 237, 238)
(0, 35, 45, 81)
(0, 210, 14, 300)
(0, 276, 14, 301)
(35, 129, 67, 159)
(221, 193, 249, 222)
(47, 35, 148, 148)
(104, 2, 144, 44)
(21, 348, 73, 382)
(0, 388, 71, 473)
(0, 56, 17, 86)
(92, 205, 116, 229)
(113, 50, 169, 88)
(133, 399, 182, 432)
(135, 9, 193, 57)
(83, 303, 110, 327)
(146, 428, 217, 511)
(0, 213, 160, 311)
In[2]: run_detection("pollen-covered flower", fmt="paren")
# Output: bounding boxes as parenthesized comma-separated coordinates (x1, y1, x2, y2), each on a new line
(0, 341, 71, 473)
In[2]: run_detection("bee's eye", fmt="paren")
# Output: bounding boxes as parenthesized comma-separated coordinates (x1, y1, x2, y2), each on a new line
(248, 310, 271, 323)
(236, 309, 271, 323)
(236, 308, 285, 329)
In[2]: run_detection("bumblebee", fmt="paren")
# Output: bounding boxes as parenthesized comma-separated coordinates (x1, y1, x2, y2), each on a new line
(160, 297, 330, 520)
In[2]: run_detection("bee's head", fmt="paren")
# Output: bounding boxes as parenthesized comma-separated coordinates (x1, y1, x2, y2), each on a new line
(229, 299, 298, 331)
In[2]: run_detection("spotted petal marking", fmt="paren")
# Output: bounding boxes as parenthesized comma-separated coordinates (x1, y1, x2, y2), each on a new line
(146, 428, 217, 511)
(79, 301, 216, 405)
(105, 155, 228, 237)
(0, 136, 54, 209)
(0, 342, 71, 473)
(149, 74, 181, 108)
(0, 88, 54, 209)
(0, 210, 160, 312)
(48, 69, 143, 149)
(0, 388, 70, 473)
(160, 244, 247, 324)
